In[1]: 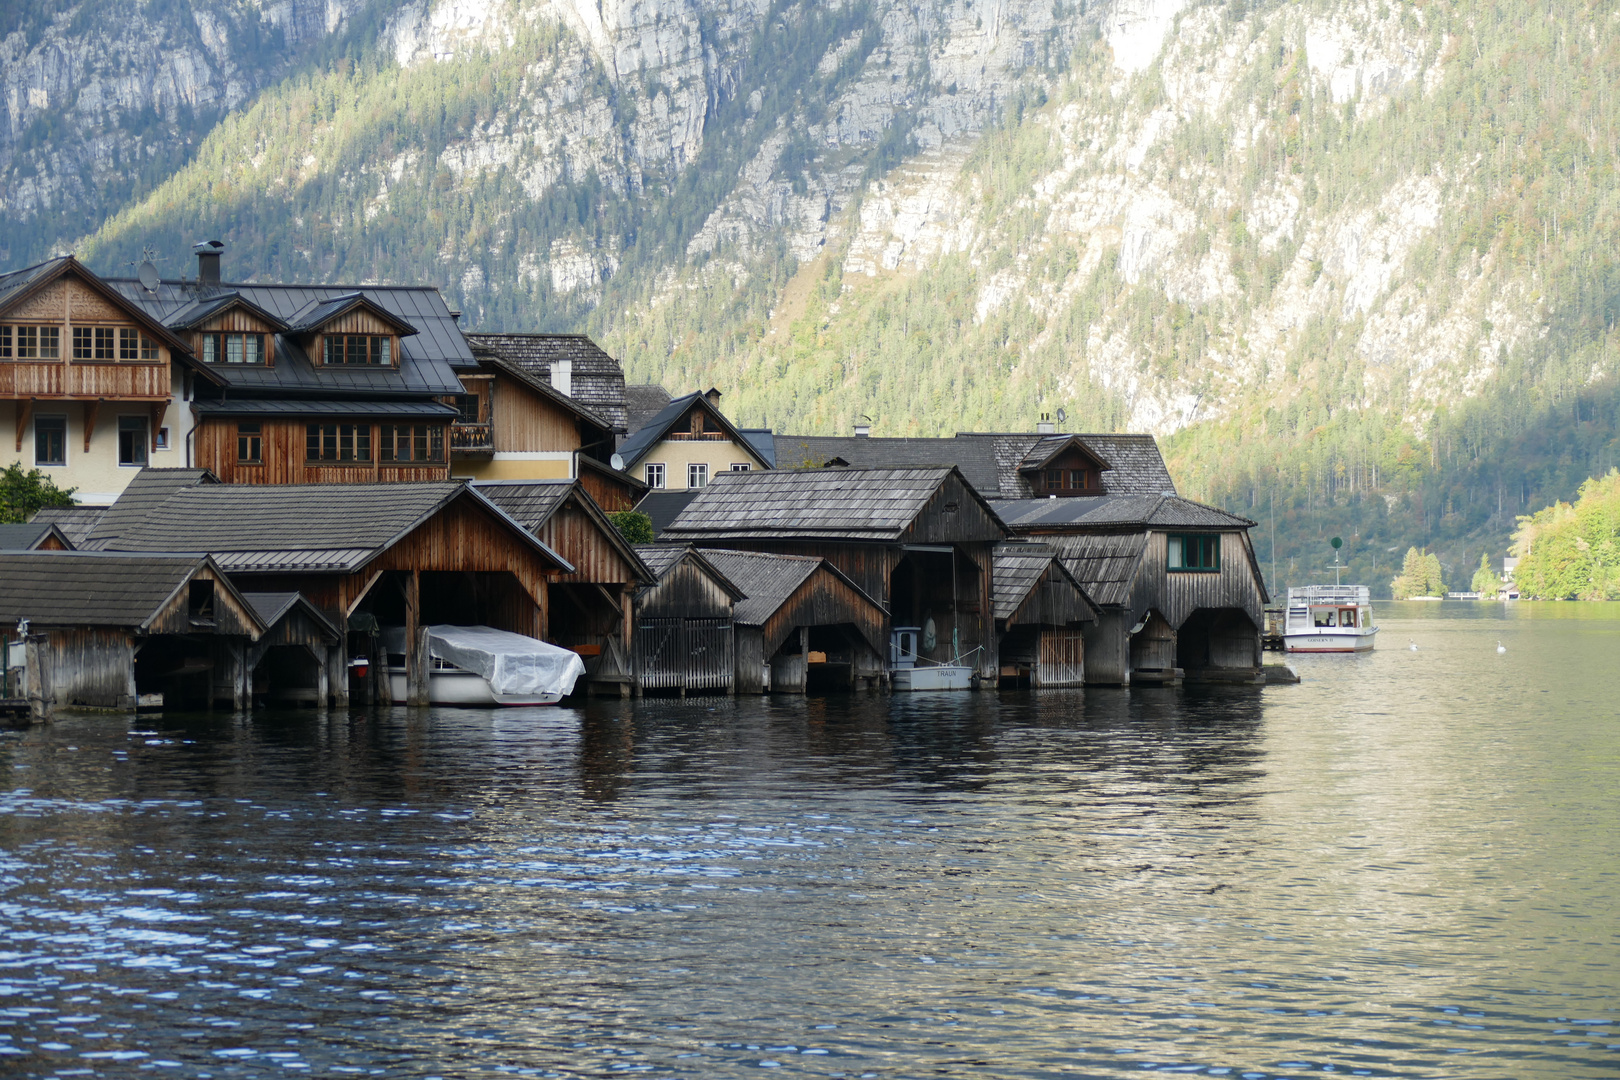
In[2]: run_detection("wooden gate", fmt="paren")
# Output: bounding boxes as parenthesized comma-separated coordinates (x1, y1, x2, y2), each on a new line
(1034, 628, 1085, 687)
(635, 617, 734, 692)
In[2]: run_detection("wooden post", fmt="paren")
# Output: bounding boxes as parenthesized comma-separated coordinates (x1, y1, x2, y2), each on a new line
(405, 570, 429, 706)
(313, 644, 330, 711)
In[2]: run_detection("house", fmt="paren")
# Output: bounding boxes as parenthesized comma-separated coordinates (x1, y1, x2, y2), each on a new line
(657, 467, 1008, 681)
(452, 335, 623, 482)
(617, 390, 775, 492)
(998, 494, 1269, 685)
(696, 548, 888, 694)
(472, 479, 656, 694)
(0, 551, 264, 719)
(0, 255, 216, 504)
(0, 521, 72, 550)
(88, 474, 574, 705)
(991, 541, 1097, 688)
(630, 544, 743, 695)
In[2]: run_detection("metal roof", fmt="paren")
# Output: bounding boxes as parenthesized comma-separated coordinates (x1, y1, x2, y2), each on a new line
(774, 436, 1003, 494)
(660, 466, 991, 543)
(694, 549, 822, 626)
(464, 333, 628, 431)
(634, 490, 701, 535)
(104, 277, 469, 396)
(996, 494, 1256, 530)
(192, 399, 458, 419)
(96, 481, 571, 574)
(0, 552, 221, 630)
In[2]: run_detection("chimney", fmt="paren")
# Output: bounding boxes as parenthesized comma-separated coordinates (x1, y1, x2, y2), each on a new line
(1036, 412, 1055, 435)
(704, 387, 722, 405)
(552, 358, 573, 397)
(853, 421, 870, 438)
(192, 239, 224, 286)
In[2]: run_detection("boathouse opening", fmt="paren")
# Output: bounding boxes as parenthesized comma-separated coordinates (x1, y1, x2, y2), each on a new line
(1175, 607, 1262, 682)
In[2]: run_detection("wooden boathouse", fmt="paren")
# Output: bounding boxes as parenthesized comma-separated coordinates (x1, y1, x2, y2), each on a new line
(630, 545, 742, 695)
(696, 549, 889, 694)
(658, 467, 1008, 681)
(997, 495, 1269, 685)
(991, 541, 1098, 688)
(0, 552, 264, 719)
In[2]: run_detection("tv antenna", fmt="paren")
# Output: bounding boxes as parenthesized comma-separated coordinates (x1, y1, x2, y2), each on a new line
(136, 247, 161, 291)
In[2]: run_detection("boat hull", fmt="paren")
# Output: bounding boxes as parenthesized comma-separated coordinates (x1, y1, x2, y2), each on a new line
(387, 668, 564, 706)
(891, 665, 974, 691)
(1284, 632, 1377, 653)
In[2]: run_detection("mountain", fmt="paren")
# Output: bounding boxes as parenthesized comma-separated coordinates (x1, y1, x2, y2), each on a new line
(5, 0, 1619, 593)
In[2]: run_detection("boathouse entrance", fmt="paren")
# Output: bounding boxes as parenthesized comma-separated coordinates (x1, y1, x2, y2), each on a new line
(1175, 608, 1262, 682)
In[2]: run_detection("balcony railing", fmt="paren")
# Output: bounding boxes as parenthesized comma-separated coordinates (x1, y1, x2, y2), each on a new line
(450, 422, 493, 452)
(664, 431, 729, 441)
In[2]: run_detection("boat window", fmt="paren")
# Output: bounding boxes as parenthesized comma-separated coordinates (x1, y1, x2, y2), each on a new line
(1313, 609, 1337, 627)
(1339, 608, 1358, 627)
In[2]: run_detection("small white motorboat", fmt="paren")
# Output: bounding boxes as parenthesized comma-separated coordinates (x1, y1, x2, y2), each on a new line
(889, 625, 974, 691)
(1283, 585, 1378, 653)
(383, 625, 586, 705)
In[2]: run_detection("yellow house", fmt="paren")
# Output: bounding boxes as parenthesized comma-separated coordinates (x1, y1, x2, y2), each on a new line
(616, 390, 773, 491)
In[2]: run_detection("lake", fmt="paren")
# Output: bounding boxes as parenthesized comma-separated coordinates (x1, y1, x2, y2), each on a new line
(0, 603, 1615, 1078)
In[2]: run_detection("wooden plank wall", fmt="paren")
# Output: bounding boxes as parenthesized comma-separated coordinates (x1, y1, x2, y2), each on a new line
(41, 628, 136, 709)
(538, 498, 638, 585)
(196, 418, 449, 484)
(1082, 611, 1130, 686)
(1007, 562, 1094, 629)
(1136, 530, 1267, 630)
(635, 558, 734, 621)
(757, 567, 887, 659)
(578, 468, 637, 512)
(1129, 612, 1177, 672)
(492, 372, 581, 452)
(147, 565, 261, 638)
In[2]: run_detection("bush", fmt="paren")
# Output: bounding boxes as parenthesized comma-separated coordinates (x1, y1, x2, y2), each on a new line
(0, 462, 77, 524)
(608, 510, 655, 545)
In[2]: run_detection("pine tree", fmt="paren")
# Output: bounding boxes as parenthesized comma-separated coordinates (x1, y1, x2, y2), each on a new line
(1471, 552, 1499, 598)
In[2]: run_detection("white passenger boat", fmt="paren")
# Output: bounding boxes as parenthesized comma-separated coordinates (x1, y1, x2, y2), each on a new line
(383, 625, 586, 706)
(1283, 585, 1378, 653)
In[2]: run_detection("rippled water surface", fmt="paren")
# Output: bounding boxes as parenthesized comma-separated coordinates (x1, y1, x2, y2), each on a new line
(0, 603, 1616, 1079)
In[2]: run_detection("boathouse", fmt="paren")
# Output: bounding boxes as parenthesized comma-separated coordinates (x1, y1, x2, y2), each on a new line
(999, 495, 1269, 685)
(91, 477, 573, 705)
(658, 467, 1008, 681)
(0, 552, 264, 719)
(696, 549, 889, 694)
(630, 545, 743, 695)
(991, 541, 1098, 688)
(242, 592, 343, 708)
(474, 479, 656, 694)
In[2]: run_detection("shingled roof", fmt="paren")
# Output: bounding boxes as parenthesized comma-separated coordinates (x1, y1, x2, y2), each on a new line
(0, 552, 251, 630)
(0, 521, 71, 551)
(30, 507, 106, 547)
(695, 549, 823, 626)
(771, 432, 1178, 498)
(464, 333, 628, 431)
(474, 479, 654, 583)
(96, 482, 570, 574)
(623, 384, 672, 436)
(996, 494, 1255, 531)
(84, 468, 219, 548)
(990, 543, 1084, 621)
(660, 466, 1006, 543)
(1040, 533, 1151, 608)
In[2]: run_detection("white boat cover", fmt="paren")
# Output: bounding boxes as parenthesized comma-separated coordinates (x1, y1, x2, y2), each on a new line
(425, 625, 585, 699)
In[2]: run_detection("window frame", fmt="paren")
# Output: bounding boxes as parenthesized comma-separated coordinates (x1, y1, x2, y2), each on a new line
(117, 415, 150, 467)
(729, 462, 751, 472)
(687, 462, 709, 489)
(237, 422, 263, 465)
(644, 463, 666, 489)
(377, 423, 444, 464)
(321, 334, 395, 367)
(34, 414, 67, 467)
(305, 422, 374, 464)
(201, 331, 267, 365)
(1167, 532, 1221, 573)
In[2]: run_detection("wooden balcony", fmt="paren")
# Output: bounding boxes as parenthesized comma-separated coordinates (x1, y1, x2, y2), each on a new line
(450, 421, 493, 453)
(664, 431, 729, 441)
(0, 360, 169, 400)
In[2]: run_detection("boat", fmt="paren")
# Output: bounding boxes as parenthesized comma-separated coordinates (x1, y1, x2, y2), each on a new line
(889, 625, 974, 691)
(382, 625, 586, 705)
(1283, 585, 1378, 653)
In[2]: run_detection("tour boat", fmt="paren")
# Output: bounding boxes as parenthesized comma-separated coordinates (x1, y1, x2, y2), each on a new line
(1283, 585, 1378, 653)
(382, 625, 585, 706)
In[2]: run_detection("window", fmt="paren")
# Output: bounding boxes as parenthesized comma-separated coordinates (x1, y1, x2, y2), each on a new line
(453, 393, 481, 424)
(1167, 533, 1220, 572)
(155, 427, 170, 450)
(0, 327, 8, 357)
(1044, 467, 1091, 494)
(644, 463, 666, 489)
(72, 327, 93, 359)
(120, 328, 159, 360)
(10, 326, 59, 359)
(688, 463, 709, 489)
(35, 415, 66, 466)
(306, 423, 372, 462)
(323, 334, 392, 366)
(72, 327, 116, 360)
(730, 462, 751, 472)
(118, 416, 149, 467)
(201, 332, 265, 364)
(379, 424, 443, 463)
(238, 423, 262, 464)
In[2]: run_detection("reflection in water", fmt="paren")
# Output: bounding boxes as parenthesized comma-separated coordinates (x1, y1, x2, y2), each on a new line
(0, 608, 1614, 1078)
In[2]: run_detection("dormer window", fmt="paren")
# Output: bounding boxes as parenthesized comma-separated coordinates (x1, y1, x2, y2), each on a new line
(1045, 468, 1091, 493)
(323, 334, 392, 366)
(201, 332, 265, 365)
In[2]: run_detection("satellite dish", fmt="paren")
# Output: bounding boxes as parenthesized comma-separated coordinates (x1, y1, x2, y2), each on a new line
(1330, 536, 1343, 549)
(137, 260, 160, 291)
(1056, 407, 1067, 424)
(610, 453, 625, 472)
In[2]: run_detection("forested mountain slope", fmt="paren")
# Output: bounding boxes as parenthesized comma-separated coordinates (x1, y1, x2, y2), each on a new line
(5, 0, 1619, 591)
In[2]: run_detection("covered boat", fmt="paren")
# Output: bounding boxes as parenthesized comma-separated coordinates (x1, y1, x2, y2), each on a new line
(384, 625, 586, 705)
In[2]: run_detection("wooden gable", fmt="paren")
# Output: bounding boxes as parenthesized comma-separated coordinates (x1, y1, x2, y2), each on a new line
(1022, 439, 1108, 496)
(532, 488, 649, 586)
(899, 471, 1007, 546)
(146, 561, 264, 639)
(1003, 559, 1096, 630)
(759, 563, 888, 659)
(634, 550, 738, 621)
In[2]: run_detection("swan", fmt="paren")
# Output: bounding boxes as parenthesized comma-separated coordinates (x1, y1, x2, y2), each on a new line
(1497, 640, 1506, 654)
(1408, 639, 1419, 651)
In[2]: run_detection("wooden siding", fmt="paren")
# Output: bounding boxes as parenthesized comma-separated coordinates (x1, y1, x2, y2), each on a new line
(195, 307, 279, 365)
(491, 371, 582, 452)
(1133, 530, 1267, 630)
(1129, 611, 1177, 673)
(145, 564, 261, 639)
(758, 566, 888, 659)
(0, 278, 170, 400)
(536, 498, 640, 585)
(1082, 610, 1130, 685)
(900, 472, 1006, 546)
(634, 556, 735, 621)
(1004, 562, 1094, 629)
(37, 628, 136, 709)
(195, 418, 449, 485)
(578, 466, 638, 512)
(635, 616, 734, 691)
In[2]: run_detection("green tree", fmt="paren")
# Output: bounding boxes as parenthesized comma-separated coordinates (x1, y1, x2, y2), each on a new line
(607, 510, 655, 545)
(1470, 552, 1499, 598)
(0, 462, 76, 524)
(1391, 546, 1445, 598)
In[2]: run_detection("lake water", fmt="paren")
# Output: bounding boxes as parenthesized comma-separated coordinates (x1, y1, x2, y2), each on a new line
(0, 603, 1616, 1079)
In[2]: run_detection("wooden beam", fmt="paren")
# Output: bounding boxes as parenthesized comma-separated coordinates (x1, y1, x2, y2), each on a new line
(14, 398, 32, 454)
(83, 398, 101, 454)
(150, 399, 169, 453)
